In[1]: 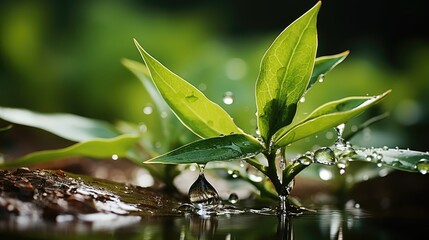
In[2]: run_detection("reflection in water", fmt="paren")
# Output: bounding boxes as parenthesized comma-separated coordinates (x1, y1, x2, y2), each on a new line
(1, 208, 427, 239)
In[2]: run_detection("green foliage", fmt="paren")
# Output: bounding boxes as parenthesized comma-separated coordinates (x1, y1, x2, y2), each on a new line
(133, 1, 429, 199)
(0, 1, 428, 205)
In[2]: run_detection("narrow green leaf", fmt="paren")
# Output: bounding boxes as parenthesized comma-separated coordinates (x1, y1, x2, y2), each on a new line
(273, 90, 391, 147)
(256, 1, 321, 144)
(134, 40, 243, 139)
(0, 107, 119, 142)
(353, 147, 429, 173)
(146, 134, 264, 164)
(121, 58, 169, 114)
(0, 134, 140, 169)
(307, 51, 349, 90)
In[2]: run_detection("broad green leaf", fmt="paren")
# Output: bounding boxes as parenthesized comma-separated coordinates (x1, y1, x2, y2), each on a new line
(0, 134, 140, 169)
(307, 51, 349, 90)
(353, 147, 429, 173)
(146, 134, 264, 164)
(273, 90, 391, 147)
(256, 1, 320, 144)
(0, 107, 119, 142)
(134, 40, 243, 139)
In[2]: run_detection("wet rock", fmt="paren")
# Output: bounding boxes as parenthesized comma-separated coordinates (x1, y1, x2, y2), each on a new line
(0, 168, 179, 223)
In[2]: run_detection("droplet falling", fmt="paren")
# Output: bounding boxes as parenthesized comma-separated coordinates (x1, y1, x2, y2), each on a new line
(188, 164, 220, 210)
(223, 91, 234, 105)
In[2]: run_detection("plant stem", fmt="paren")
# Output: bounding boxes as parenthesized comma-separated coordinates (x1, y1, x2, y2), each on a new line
(264, 151, 285, 196)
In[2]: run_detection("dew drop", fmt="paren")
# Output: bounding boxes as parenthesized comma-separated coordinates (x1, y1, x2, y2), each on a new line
(314, 147, 336, 165)
(299, 96, 306, 103)
(298, 156, 313, 166)
(223, 91, 234, 105)
(318, 74, 325, 83)
(339, 168, 346, 175)
(416, 158, 429, 175)
(111, 154, 119, 160)
(228, 193, 239, 204)
(143, 105, 153, 115)
(383, 146, 389, 151)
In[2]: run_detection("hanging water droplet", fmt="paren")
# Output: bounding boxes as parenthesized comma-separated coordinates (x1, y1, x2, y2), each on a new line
(339, 168, 346, 175)
(111, 154, 119, 160)
(299, 96, 306, 103)
(376, 159, 383, 167)
(318, 74, 325, 83)
(143, 105, 153, 115)
(298, 156, 313, 166)
(188, 164, 220, 210)
(228, 193, 239, 204)
(222, 91, 234, 105)
(314, 147, 336, 165)
(416, 158, 429, 175)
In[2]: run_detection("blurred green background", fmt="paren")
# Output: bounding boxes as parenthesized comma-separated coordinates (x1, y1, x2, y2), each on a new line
(1, 0, 428, 152)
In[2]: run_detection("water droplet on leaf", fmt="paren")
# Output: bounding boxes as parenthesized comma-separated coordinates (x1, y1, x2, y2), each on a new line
(314, 147, 336, 165)
(298, 156, 313, 166)
(111, 154, 119, 160)
(416, 158, 429, 175)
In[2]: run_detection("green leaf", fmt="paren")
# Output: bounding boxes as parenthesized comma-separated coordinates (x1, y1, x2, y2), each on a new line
(307, 51, 349, 90)
(134, 40, 243, 139)
(273, 90, 391, 147)
(0, 107, 119, 142)
(121, 58, 169, 114)
(146, 134, 264, 164)
(0, 134, 140, 169)
(256, 1, 321, 144)
(353, 147, 429, 173)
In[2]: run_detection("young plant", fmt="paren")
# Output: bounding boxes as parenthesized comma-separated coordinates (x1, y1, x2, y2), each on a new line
(134, 1, 429, 212)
